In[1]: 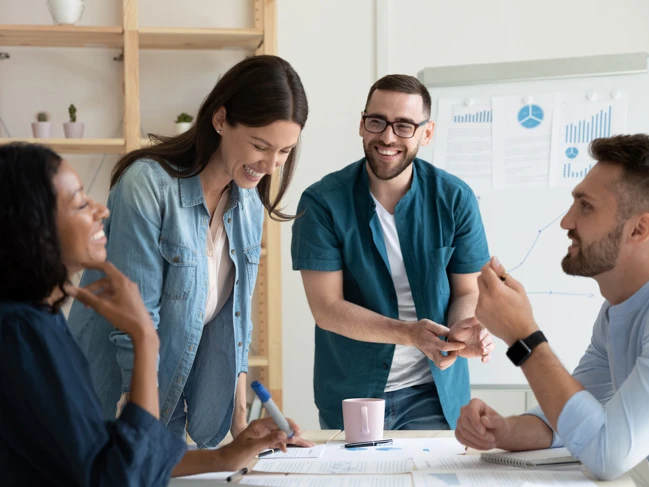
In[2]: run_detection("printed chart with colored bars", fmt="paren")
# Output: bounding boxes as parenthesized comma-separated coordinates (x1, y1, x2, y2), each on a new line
(550, 93, 628, 187)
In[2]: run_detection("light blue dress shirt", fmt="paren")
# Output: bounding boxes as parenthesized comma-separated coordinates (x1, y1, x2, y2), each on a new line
(68, 159, 264, 448)
(527, 279, 649, 480)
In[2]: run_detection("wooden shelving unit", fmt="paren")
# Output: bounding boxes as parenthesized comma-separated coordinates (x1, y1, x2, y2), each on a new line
(0, 138, 125, 154)
(0, 0, 283, 407)
(139, 27, 263, 50)
(0, 25, 123, 48)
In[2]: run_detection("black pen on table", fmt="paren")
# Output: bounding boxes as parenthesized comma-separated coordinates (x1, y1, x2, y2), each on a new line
(226, 467, 248, 483)
(344, 439, 393, 449)
(257, 448, 276, 458)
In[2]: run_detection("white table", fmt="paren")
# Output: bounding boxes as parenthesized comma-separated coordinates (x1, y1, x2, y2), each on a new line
(170, 429, 637, 486)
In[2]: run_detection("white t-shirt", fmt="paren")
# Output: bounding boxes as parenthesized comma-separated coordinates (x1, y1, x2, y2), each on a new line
(204, 189, 235, 325)
(371, 195, 433, 392)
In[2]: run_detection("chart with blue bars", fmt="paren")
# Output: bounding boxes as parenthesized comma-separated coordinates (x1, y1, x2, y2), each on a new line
(557, 102, 618, 183)
(564, 105, 612, 144)
(453, 109, 492, 123)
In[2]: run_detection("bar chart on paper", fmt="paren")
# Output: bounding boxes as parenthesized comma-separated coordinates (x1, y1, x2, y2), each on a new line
(452, 105, 492, 123)
(550, 93, 628, 187)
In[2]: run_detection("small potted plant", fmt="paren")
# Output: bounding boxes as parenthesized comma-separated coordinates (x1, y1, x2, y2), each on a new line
(32, 112, 52, 138)
(46, 0, 85, 25)
(63, 104, 84, 138)
(175, 113, 193, 134)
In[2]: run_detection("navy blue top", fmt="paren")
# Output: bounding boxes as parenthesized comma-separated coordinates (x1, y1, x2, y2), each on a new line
(0, 301, 187, 486)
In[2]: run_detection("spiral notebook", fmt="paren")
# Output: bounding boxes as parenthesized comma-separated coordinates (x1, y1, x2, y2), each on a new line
(480, 447, 580, 468)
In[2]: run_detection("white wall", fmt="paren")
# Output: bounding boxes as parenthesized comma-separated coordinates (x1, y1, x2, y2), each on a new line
(277, 0, 649, 429)
(3, 0, 648, 431)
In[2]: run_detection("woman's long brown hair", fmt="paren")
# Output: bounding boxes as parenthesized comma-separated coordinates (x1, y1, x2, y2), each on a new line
(111, 55, 308, 221)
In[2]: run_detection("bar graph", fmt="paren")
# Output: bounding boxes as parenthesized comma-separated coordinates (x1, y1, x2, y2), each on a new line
(453, 109, 492, 123)
(564, 105, 612, 144)
(563, 162, 593, 180)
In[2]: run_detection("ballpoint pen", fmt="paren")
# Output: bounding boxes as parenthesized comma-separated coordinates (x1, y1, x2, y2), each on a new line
(226, 467, 248, 483)
(344, 439, 393, 448)
(257, 448, 276, 458)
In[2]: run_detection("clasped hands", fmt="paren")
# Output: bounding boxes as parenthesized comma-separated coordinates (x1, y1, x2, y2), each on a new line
(410, 316, 494, 370)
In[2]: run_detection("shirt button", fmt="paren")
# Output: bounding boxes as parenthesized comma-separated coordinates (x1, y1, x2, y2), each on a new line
(207, 250, 213, 257)
(235, 279, 239, 285)
(383, 363, 389, 370)
(235, 311, 241, 317)
(231, 249, 235, 255)
(173, 255, 180, 263)
(238, 341, 243, 347)
(227, 218, 232, 223)
(199, 313, 203, 319)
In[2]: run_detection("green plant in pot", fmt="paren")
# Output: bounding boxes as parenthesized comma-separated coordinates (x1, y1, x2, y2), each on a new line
(32, 111, 52, 138)
(175, 112, 193, 134)
(63, 104, 84, 139)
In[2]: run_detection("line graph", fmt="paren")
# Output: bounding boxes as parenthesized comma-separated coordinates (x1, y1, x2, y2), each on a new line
(503, 211, 596, 299)
(528, 291, 595, 298)
(507, 211, 565, 273)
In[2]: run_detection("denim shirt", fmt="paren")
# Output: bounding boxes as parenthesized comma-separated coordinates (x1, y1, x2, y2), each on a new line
(68, 159, 264, 447)
(291, 158, 489, 429)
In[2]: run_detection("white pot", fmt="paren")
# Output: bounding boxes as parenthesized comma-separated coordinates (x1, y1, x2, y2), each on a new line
(63, 122, 84, 138)
(47, 0, 85, 25)
(175, 122, 192, 134)
(31, 122, 52, 139)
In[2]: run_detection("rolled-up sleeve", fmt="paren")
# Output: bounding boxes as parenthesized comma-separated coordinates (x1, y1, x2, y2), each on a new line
(448, 188, 489, 274)
(291, 188, 343, 272)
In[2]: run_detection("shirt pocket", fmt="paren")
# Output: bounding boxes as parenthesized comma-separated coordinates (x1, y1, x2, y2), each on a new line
(244, 243, 262, 297)
(159, 238, 198, 300)
(428, 246, 455, 299)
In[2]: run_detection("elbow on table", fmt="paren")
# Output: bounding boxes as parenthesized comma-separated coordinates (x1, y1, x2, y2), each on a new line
(583, 452, 636, 481)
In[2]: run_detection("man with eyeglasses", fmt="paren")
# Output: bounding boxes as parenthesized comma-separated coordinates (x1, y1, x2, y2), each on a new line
(291, 74, 493, 430)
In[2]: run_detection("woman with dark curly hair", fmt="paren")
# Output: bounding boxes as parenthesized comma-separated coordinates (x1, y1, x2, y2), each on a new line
(0, 143, 300, 486)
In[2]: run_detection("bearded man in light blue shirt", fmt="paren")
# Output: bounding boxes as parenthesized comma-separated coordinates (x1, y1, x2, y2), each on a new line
(455, 134, 649, 482)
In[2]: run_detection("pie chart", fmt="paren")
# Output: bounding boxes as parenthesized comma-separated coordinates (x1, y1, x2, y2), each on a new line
(565, 147, 579, 159)
(518, 104, 544, 129)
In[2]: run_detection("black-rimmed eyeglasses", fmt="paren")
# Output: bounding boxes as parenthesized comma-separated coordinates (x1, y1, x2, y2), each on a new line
(362, 115, 428, 139)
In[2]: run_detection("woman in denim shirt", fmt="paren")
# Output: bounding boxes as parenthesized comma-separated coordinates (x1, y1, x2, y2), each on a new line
(68, 55, 312, 448)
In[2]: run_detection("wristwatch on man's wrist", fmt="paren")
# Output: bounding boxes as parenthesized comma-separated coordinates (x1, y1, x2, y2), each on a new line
(506, 330, 547, 366)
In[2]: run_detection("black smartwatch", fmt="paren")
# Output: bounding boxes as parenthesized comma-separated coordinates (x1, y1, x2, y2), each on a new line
(506, 330, 547, 366)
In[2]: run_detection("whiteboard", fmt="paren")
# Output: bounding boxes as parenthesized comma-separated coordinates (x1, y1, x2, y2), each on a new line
(419, 67, 649, 385)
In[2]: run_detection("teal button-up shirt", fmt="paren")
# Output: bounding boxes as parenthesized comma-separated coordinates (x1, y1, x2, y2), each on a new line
(291, 158, 489, 429)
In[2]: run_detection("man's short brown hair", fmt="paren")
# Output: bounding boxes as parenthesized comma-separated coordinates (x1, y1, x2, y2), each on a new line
(364, 74, 432, 118)
(590, 134, 649, 218)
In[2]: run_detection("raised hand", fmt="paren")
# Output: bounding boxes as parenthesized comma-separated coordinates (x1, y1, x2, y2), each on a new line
(67, 261, 156, 341)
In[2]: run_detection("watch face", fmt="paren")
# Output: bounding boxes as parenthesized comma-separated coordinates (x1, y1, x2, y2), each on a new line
(506, 340, 532, 366)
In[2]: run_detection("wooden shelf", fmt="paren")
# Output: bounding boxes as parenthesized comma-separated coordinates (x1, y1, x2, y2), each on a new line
(0, 25, 123, 48)
(248, 355, 269, 367)
(139, 27, 263, 50)
(0, 138, 126, 154)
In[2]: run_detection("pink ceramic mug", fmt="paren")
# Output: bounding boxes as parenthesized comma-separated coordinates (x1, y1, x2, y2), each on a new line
(342, 398, 385, 443)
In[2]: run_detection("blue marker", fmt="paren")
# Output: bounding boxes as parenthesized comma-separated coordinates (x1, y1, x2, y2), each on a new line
(251, 381, 294, 439)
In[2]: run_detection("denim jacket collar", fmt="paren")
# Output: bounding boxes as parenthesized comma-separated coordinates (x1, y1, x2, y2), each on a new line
(178, 174, 242, 211)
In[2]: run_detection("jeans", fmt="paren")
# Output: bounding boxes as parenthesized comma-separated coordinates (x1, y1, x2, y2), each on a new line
(319, 381, 450, 431)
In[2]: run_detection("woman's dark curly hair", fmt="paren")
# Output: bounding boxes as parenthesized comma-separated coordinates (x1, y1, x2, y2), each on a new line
(0, 143, 68, 310)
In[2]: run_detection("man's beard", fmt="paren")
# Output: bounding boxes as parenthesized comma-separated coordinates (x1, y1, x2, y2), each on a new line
(561, 222, 624, 277)
(363, 141, 419, 181)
